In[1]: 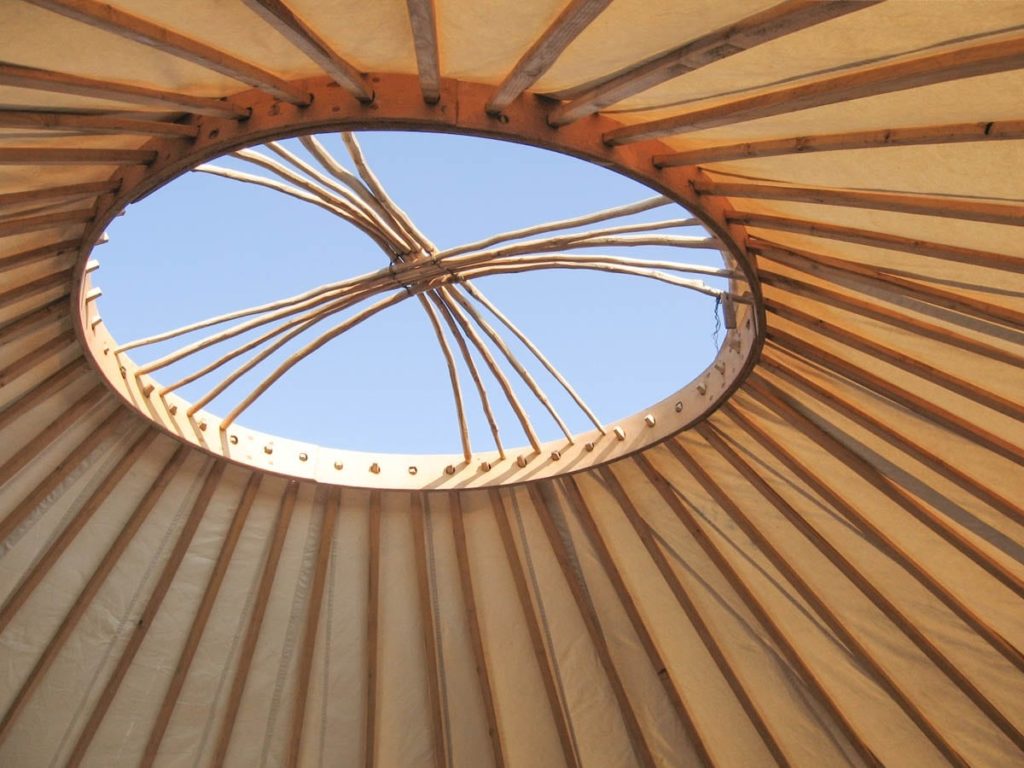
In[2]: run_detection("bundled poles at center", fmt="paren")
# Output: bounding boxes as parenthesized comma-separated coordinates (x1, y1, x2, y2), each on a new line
(118, 133, 747, 460)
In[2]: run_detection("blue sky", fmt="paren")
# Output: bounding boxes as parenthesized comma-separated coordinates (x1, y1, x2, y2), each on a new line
(98, 131, 726, 454)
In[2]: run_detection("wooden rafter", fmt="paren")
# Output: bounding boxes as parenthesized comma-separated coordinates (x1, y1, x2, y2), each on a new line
(0, 62, 249, 119)
(288, 486, 339, 768)
(697, 179, 1024, 227)
(0, 328, 75, 388)
(450, 493, 506, 767)
(25, 0, 311, 105)
(635, 452, 883, 766)
(0, 207, 93, 238)
(486, 0, 614, 115)
(405, 0, 442, 103)
(0, 270, 71, 313)
(0, 110, 198, 137)
(747, 374, 1024, 599)
(729, 212, 1024, 274)
(653, 119, 1024, 167)
(140, 471, 262, 768)
(419, 296, 473, 462)
(695, 421, 1024, 754)
(765, 331, 1024, 468)
(490, 488, 580, 768)
(65, 460, 227, 768)
(411, 493, 447, 768)
(548, 0, 879, 126)
(241, 0, 373, 101)
(365, 491, 381, 768)
(765, 299, 1024, 423)
(0, 428, 156, 635)
(0, 147, 156, 165)
(0, 408, 127, 552)
(758, 267, 1024, 368)
(750, 240, 1024, 329)
(431, 294, 505, 458)
(669, 437, 970, 765)
(0, 237, 79, 273)
(0, 384, 108, 492)
(605, 31, 1024, 143)
(528, 482, 658, 766)
(0, 444, 188, 748)
(598, 464, 792, 766)
(759, 353, 1023, 524)
(559, 476, 714, 766)
(212, 480, 298, 766)
(442, 194, 671, 258)
(0, 357, 87, 433)
(722, 398, 1024, 674)
(0, 178, 118, 209)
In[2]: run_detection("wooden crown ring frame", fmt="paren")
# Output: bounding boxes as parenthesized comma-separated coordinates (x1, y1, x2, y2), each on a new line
(75, 74, 764, 490)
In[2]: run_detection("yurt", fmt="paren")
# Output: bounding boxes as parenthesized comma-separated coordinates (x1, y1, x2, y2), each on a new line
(0, 1, 1021, 765)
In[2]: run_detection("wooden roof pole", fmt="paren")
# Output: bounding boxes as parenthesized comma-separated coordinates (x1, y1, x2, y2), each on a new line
(724, 394, 1024, 673)
(0, 445, 189, 748)
(702, 415, 1024, 752)
(219, 290, 421, 430)
(486, 0, 614, 115)
(0, 357, 88, 434)
(751, 241, 1024, 328)
(404, 0, 442, 103)
(0, 428, 157, 635)
(450, 494, 507, 768)
(446, 285, 575, 443)
(431, 295, 505, 458)
(25, 0, 311, 105)
(211, 480, 298, 767)
(194, 164, 395, 254)
(654, 119, 1024, 167)
(287, 487, 339, 768)
(263, 141, 416, 250)
(419, 296, 473, 462)
(747, 374, 1024, 598)
(241, 0, 373, 100)
(699, 181, 1024, 228)
(140, 472, 263, 768)
(672, 436, 972, 765)
(442, 195, 672, 259)
(599, 464, 792, 767)
(489, 488, 581, 768)
(561, 475, 714, 766)
(765, 333, 1024, 468)
(0, 147, 157, 165)
(364, 492, 382, 768)
(548, 0, 880, 126)
(635, 452, 884, 767)
(65, 461, 228, 768)
(410, 493, 448, 767)
(759, 353, 1023, 524)
(757, 268, 1024, 368)
(439, 289, 543, 453)
(729, 212, 1024, 274)
(133, 275, 395, 376)
(460, 282, 605, 434)
(528, 483, 655, 765)
(0, 110, 199, 137)
(0, 62, 249, 118)
(764, 300, 1024, 422)
(605, 31, 1024, 143)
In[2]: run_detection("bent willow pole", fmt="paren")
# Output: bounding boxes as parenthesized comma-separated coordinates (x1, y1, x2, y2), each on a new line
(114, 133, 742, 455)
